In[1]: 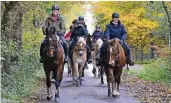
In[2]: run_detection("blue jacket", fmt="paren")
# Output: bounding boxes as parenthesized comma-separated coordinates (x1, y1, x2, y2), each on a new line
(92, 30, 103, 41)
(105, 20, 127, 41)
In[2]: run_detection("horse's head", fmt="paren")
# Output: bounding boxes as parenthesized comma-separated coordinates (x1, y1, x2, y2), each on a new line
(94, 38, 103, 51)
(74, 37, 86, 57)
(106, 38, 120, 66)
(86, 34, 93, 50)
(44, 27, 59, 57)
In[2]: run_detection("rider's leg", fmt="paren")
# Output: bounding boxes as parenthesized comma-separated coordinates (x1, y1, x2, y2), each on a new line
(69, 42, 74, 62)
(60, 36, 68, 62)
(122, 41, 134, 66)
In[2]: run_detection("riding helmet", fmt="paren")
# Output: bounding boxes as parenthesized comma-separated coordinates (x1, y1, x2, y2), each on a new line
(112, 12, 119, 18)
(96, 25, 101, 29)
(72, 19, 79, 25)
(52, 5, 60, 10)
(78, 16, 84, 21)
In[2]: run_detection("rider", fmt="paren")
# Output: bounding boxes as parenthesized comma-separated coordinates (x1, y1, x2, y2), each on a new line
(97, 12, 134, 66)
(40, 4, 68, 63)
(64, 25, 73, 41)
(92, 25, 104, 42)
(78, 16, 88, 35)
(69, 19, 92, 64)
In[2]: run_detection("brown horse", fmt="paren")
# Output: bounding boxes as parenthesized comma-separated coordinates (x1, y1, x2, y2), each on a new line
(71, 37, 87, 86)
(103, 38, 126, 98)
(43, 27, 65, 102)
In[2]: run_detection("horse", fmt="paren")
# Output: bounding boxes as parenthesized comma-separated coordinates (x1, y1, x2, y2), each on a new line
(42, 27, 65, 102)
(91, 38, 104, 79)
(103, 38, 126, 98)
(71, 37, 87, 86)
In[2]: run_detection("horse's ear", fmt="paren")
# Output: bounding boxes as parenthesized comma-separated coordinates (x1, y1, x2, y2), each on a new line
(109, 39, 115, 46)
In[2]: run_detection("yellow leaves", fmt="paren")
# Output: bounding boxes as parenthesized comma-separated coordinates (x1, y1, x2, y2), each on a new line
(130, 8, 146, 17)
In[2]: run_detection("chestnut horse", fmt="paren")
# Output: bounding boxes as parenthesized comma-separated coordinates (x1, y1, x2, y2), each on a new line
(103, 38, 126, 98)
(43, 27, 65, 102)
(71, 37, 87, 87)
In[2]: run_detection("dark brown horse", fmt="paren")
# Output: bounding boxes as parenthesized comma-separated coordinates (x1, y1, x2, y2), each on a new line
(43, 27, 65, 102)
(103, 38, 126, 98)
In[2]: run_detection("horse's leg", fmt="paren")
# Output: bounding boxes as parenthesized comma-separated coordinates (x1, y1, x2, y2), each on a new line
(98, 66, 101, 78)
(104, 67, 111, 97)
(108, 68, 116, 98)
(92, 51, 96, 77)
(126, 64, 129, 71)
(116, 69, 122, 97)
(74, 63, 79, 86)
(54, 64, 64, 102)
(71, 62, 76, 83)
(44, 70, 52, 100)
(68, 59, 71, 76)
(100, 66, 104, 84)
(79, 63, 84, 86)
(82, 63, 85, 78)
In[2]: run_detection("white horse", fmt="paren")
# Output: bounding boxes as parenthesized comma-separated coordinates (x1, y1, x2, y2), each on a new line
(92, 38, 103, 78)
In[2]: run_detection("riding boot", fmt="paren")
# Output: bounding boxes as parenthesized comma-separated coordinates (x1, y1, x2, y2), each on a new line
(63, 42, 68, 62)
(127, 56, 134, 66)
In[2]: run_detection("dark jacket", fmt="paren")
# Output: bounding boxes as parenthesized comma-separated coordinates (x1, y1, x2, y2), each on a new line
(70, 25, 88, 41)
(105, 20, 127, 41)
(92, 30, 103, 41)
(82, 22, 88, 34)
(42, 14, 66, 36)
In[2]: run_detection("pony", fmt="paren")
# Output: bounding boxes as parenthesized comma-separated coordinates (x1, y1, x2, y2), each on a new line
(103, 38, 126, 98)
(71, 37, 87, 86)
(42, 27, 65, 102)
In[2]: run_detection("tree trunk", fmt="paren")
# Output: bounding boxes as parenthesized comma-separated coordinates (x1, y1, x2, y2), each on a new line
(1, 1, 18, 74)
(12, 12, 23, 50)
(161, 1, 171, 45)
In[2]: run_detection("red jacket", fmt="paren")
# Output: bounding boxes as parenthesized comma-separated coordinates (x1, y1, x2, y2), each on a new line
(64, 31, 72, 40)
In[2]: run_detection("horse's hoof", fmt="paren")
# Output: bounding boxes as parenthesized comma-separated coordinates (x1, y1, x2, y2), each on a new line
(112, 94, 119, 98)
(47, 96, 52, 101)
(51, 79, 56, 83)
(55, 97, 60, 102)
(101, 81, 104, 84)
(80, 81, 82, 85)
(108, 93, 111, 97)
(76, 84, 80, 87)
(81, 78, 84, 81)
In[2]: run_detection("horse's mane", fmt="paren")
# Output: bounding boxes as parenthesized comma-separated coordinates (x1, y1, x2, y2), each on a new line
(96, 39, 103, 45)
(78, 37, 86, 44)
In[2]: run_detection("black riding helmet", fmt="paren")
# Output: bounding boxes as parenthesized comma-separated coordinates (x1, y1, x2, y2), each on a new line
(96, 25, 101, 29)
(112, 12, 119, 18)
(52, 5, 60, 10)
(78, 16, 84, 21)
(72, 19, 79, 25)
